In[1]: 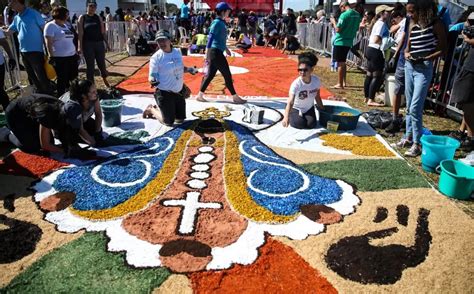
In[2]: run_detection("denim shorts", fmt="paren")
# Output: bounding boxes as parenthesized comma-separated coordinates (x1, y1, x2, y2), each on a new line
(394, 65, 405, 96)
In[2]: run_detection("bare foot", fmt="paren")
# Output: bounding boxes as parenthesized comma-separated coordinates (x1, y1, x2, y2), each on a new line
(232, 95, 247, 104)
(367, 100, 384, 107)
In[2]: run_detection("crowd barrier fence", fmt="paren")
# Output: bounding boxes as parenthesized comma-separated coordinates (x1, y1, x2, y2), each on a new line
(296, 22, 464, 116)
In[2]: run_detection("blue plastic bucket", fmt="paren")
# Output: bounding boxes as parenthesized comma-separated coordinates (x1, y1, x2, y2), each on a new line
(318, 106, 361, 131)
(420, 135, 460, 173)
(100, 99, 123, 127)
(439, 159, 474, 200)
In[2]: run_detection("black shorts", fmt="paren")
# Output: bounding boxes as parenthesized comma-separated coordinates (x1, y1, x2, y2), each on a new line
(154, 89, 186, 126)
(365, 47, 385, 72)
(451, 69, 474, 104)
(333, 45, 351, 63)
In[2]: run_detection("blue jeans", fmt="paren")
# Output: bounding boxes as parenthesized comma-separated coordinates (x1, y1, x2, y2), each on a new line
(404, 60, 433, 144)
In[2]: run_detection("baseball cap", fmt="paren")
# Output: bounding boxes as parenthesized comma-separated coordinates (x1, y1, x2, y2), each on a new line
(468, 12, 474, 20)
(375, 5, 394, 15)
(62, 100, 83, 130)
(155, 30, 171, 41)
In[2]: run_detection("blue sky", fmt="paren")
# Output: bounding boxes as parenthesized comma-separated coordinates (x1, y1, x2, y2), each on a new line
(167, 0, 310, 11)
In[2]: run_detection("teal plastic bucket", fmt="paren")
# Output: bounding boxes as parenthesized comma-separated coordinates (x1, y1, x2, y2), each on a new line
(420, 135, 460, 173)
(439, 159, 474, 200)
(100, 99, 123, 127)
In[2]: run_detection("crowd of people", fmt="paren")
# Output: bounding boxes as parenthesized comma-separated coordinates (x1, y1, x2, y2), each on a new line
(0, 0, 473, 160)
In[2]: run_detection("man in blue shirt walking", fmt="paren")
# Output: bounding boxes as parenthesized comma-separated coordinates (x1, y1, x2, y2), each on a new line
(180, 0, 191, 31)
(5, 0, 53, 95)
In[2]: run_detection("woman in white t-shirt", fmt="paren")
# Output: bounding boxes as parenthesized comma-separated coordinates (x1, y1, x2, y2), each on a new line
(364, 5, 393, 107)
(143, 30, 197, 127)
(282, 52, 324, 129)
(44, 6, 78, 96)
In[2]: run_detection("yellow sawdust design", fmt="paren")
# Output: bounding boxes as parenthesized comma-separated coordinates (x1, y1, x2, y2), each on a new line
(320, 134, 395, 157)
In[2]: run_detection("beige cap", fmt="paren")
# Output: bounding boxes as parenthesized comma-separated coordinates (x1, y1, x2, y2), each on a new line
(376, 5, 394, 15)
(468, 12, 474, 20)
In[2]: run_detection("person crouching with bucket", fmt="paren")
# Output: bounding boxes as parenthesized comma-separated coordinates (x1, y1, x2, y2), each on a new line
(282, 52, 325, 129)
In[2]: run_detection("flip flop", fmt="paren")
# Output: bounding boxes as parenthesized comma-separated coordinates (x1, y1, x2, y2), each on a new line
(367, 101, 385, 107)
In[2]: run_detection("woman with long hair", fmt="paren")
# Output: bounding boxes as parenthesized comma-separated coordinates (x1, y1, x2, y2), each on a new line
(0, 95, 79, 156)
(282, 52, 324, 129)
(364, 5, 393, 107)
(395, 0, 447, 157)
(196, 2, 246, 104)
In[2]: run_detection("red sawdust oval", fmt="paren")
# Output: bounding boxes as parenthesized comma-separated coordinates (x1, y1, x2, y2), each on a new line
(189, 238, 338, 293)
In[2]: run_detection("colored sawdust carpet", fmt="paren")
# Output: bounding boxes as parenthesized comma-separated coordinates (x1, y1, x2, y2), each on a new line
(189, 237, 337, 293)
(237, 46, 289, 58)
(2, 102, 473, 293)
(0, 151, 68, 178)
(3, 233, 170, 293)
(320, 134, 395, 157)
(116, 56, 333, 99)
(301, 159, 430, 192)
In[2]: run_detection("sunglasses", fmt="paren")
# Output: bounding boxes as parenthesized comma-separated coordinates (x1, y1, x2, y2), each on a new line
(298, 68, 310, 72)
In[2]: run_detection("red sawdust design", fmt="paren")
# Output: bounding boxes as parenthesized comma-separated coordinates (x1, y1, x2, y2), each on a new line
(189, 237, 338, 293)
(0, 150, 68, 178)
(237, 47, 289, 58)
(116, 56, 333, 99)
(123, 132, 247, 272)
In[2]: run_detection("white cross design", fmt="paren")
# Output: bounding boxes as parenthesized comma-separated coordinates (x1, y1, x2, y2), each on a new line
(163, 192, 222, 235)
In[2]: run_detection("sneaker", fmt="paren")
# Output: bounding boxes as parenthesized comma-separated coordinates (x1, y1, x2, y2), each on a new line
(448, 130, 467, 142)
(385, 118, 402, 134)
(392, 138, 413, 148)
(405, 144, 422, 157)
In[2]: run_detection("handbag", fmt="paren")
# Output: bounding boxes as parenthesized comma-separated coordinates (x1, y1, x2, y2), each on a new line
(44, 57, 57, 80)
(180, 83, 191, 99)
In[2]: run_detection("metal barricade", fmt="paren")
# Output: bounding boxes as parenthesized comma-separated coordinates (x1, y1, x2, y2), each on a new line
(297, 20, 464, 116)
(2, 33, 22, 93)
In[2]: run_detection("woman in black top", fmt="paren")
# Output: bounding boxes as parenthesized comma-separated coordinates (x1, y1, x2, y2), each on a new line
(78, 0, 110, 88)
(0, 96, 77, 155)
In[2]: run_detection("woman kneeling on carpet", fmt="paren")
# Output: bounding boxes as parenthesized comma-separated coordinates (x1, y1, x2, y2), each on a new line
(144, 30, 198, 127)
(60, 79, 104, 147)
(0, 95, 83, 156)
(282, 52, 324, 129)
